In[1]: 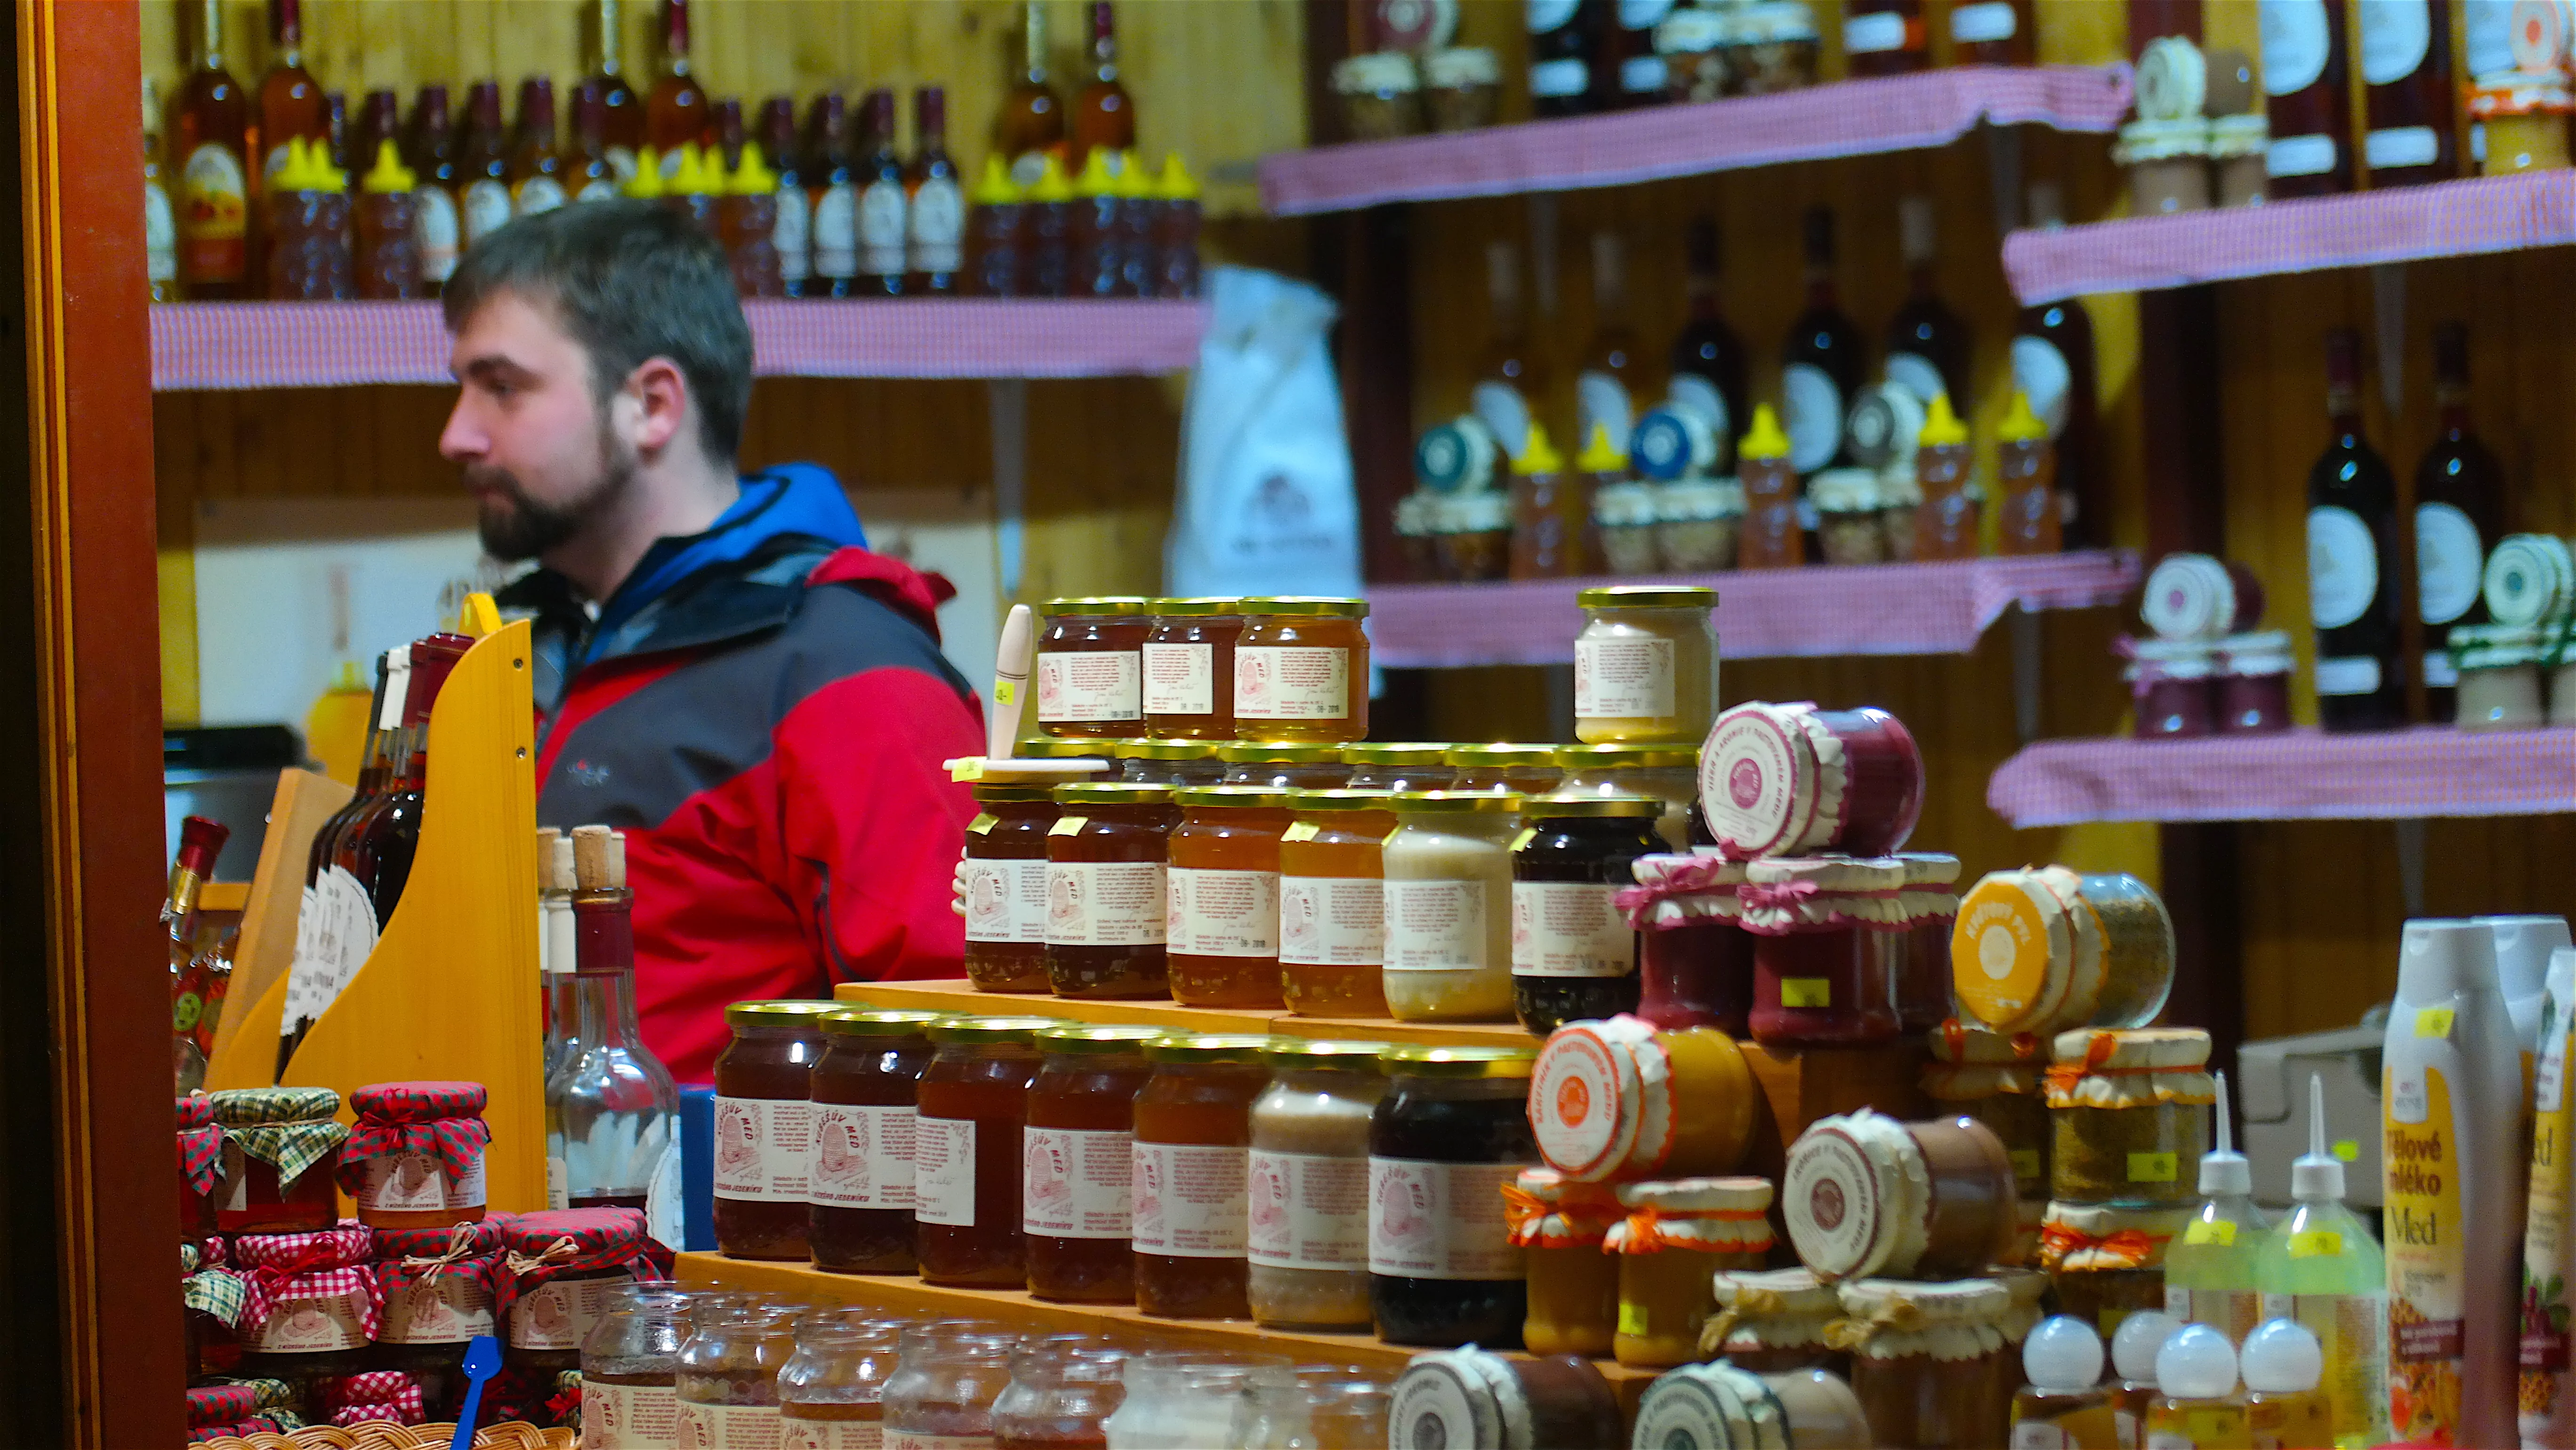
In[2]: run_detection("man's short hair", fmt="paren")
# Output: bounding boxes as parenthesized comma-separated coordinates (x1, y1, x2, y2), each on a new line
(443, 200, 754, 465)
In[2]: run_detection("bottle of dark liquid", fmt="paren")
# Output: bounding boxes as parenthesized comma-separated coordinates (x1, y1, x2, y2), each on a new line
(2261, 0, 2353, 197)
(587, 0, 645, 183)
(1070, 2, 1134, 175)
(908, 88, 963, 295)
(998, 1, 1066, 187)
(2012, 183, 2101, 544)
(1071, 146, 1124, 296)
(570, 85, 621, 201)
(323, 90, 348, 172)
(967, 154, 1023, 297)
(511, 79, 568, 217)
(404, 84, 461, 294)
(258, 0, 329, 188)
(1576, 230, 1642, 459)
(646, 0, 711, 179)
(2306, 328, 2405, 733)
(1473, 239, 1551, 460)
(1843, 0, 1930, 75)
(1527, 0, 1600, 119)
(1884, 195, 1970, 409)
(174, 0, 251, 299)
(2414, 321, 2504, 720)
(711, 95, 745, 172)
(278, 647, 395, 1077)
(458, 81, 514, 249)
(348, 88, 399, 185)
(1593, 0, 1675, 109)
(855, 88, 908, 296)
(547, 826, 681, 1229)
(340, 633, 475, 927)
(2359, 0, 2455, 186)
(805, 93, 857, 298)
(1780, 206, 1867, 478)
(1667, 216, 1747, 476)
(753, 99, 809, 296)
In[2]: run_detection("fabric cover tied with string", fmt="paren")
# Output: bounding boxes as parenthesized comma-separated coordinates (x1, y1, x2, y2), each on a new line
(338, 1080, 493, 1201)
(233, 1221, 384, 1343)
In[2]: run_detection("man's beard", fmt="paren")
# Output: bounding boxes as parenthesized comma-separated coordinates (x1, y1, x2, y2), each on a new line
(468, 423, 636, 562)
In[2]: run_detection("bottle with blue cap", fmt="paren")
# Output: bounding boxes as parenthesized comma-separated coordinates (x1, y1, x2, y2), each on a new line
(2253, 1072, 2387, 1448)
(2165, 1069, 2270, 1344)
(2240, 1317, 2331, 1449)
(2010, 1314, 2120, 1448)
(2145, 1322, 2246, 1448)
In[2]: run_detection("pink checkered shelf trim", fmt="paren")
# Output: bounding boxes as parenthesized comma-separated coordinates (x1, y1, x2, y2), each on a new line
(151, 298, 1209, 390)
(1366, 549, 2141, 669)
(2004, 169, 2576, 305)
(1988, 725, 2576, 828)
(1261, 64, 2132, 216)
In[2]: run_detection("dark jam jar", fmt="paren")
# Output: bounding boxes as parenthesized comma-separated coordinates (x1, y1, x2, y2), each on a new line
(1044, 783, 1177, 999)
(964, 782, 1056, 992)
(1022, 1024, 1159, 1305)
(809, 1008, 944, 1274)
(915, 1015, 1057, 1288)
(1510, 795, 1659, 1033)
(711, 999, 838, 1260)
(1368, 1044, 1540, 1348)
(1036, 597, 1150, 740)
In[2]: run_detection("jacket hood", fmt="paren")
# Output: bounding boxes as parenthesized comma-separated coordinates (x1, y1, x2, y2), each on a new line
(590, 461, 867, 646)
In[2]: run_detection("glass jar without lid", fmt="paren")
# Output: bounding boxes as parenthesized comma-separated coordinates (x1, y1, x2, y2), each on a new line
(1022, 1023, 1159, 1305)
(1783, 1109, 2016, 1281)
(2041, 1200, 2194, 1335)
(1277, 789, 1396, 1018)
(1036, 597, 1149, 739)
(1510, 795, 1659, 1033)
(1248, 1039, 1388, 1330)
(1573, 585, 1718, 745)
(578, 1283, 689, 1449)
(1444, 743, 1563, 797)
(1142, 597, 1244, 741)
(1103, 1350, 1297, 1449)
(2046, 1028, 2214, 1206)
(915, 1015, 1057, 1287)
(1553, 743, 1700, 850)
(1232, 596, 1370, 743)
(775, 1310, 903, 1445)
(1382, 791, 1523, 1022)
(1217, 740, 1354, 790)
(675, 1300, 800, 1449)
(1166, 786, 1293, 1008)
(992, 1337, 1128, 1448)
(1342, 741, 1457, 792)
(1608, 1176, 1775, 1369)
(1115, 737, 1227, 787)
(1368, 1044, 1539, 1347)
(711, 999, 837, 1260)
(883, 1324, 1021, 1447)
(1044, 782, 1176, 999)
(1133, 1033, 1272, 1319)
(1510, 1167, 1622, 1358)
(808, 1007, 943, 1275)
(1924, 1021, 2050, 1201)
(1834, 1277, 2015, 1450)
(965, 782, 1057, 992)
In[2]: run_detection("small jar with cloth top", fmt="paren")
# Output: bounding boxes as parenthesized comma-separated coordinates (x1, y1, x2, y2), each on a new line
(1507, 1167, 1623, 1358)
(499, 1206, 674, 1383)
(1828, 1276, 2014, 1450)
(2046, 1028, 2215, 1205)
(210, 1086, 348, 1235)
(1619, 852, 1755, 1034)
(1924, 1020, 2051, 1201)
(1703, 1266, 1847, 1374)
(182, 1238, 248, 1380)
(372, 1217, 506, 1419)
(1738, 855, 1907, 1048)
(185, 1379, 304, 1441)
(2040, 1200, 2192, 1337)
(1528, 1013, 1758, 1183)
(340, 1079, 491, 1228)
(1782, 1109, 2018, 1281)
(312, 1368, 432, 1429)
(1606, 1176, 1774, 1369)
(177, 1091, 222, 1245)
(233, 1219, 381, 1401)
(1991, 1265, 2053, 1346)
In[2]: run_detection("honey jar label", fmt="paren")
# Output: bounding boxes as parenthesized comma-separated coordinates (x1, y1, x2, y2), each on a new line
(1953, 879, 2058, 1029)
(584, 1380, 681, 1449)
(1368, 1157, 1520, 1280)
(1511, 881, 1635, 978)
(461, 177, 515, 248)
(1574, 635, 1676, 723)
(1390, 1362, 1495, 1450)
(711, 1096, 815, 1203)
(1233, 646, 1352, 720)
(1131, 1141, 1249, 1257)
(1279, 877, 1384, 967)
(1382, 879, 1489, 972)
(963, 858, 1046, 944)
(1022, 1126, 1133, 1239)
(1248, 1149, 1370, 1271)
(1036, 650, 1143, 723)
(380, 1273, 495, 1345)
(676, 1400, 784, 1450)
(360, 1148, 486, 1213)
(509, 1272, 631, 1351)
(250, 1286, 370, 1353)
(1167, 868, 1280, 958)
(1142, 641, 1216, 716)
(779, 1416, 881, 1450)
(810, 1103, 915, 1212)
(1699, 707, 1811, 857)
(911, 1116, 977, 1227)
(1043, 861, 1167, 947)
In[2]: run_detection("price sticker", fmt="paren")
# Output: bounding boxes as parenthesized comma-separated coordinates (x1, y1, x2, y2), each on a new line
(1618, 1301, 1650, 1337)
(1280, 822, 1319, 843)
(2289, 1229, 2343, 1259)
(2010, 1148, 2042, 1181)
(1048, 816, 1090, 837)
(2415, 1007, 2456, 1039)
(966, 813, 998, 837)
(1509, 827, 1538, 851)
(1778, 978, 1833, 1008)
(2183, 1217, 2236, 1247)
(2126, 1151, 2179, 1184)
(2333, 1139, 2360, 1161)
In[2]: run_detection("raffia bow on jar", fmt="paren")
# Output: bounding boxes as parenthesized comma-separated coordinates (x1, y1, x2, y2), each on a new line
(493, 1206, 674, 1321)
(1821, 1277, 2009, 1359)
(1700, 1267, 1842, 1362)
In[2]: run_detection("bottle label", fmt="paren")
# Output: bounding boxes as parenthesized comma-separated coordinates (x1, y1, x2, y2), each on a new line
(379, 1273, 496, 1345)
(2296, 1291, 2393, 1446)
(1142, 641, 1216, 716)
(2010, 334, 2075, 440)
(580, 176, 623, 203)
(1528, 0, 1582, 31)
(414, 185, 461, 282)
(1575, 634, 1676, 721)
(780, 1416, 882, 1450)
(1511, 881, 1634, 978)
(1667, 374, 1734, 472)
(813, 182, 858, 279)
(2260, 0, 2333, 94)
(314, 863, 378, 1014)
(2267, 132, 2340, 178)
(676, 1401, 783, 1450)
(1382, 878, 1489, 972)
(515, 175, 568, 218)
(1368, 1157, 1520, 1279)
(1036, 649, 1142, 723)
(809, 1102, 915, 1211)
(1167, 867, 1280, 957)
(776, 184, 812, 283)
(910, 1115, 977, 1226)
(2012, 1405, 2120, 1449)
(2386, 1061, 2468, 1444)
(1843, 9, 1912, 54)
(2359, 0, 2432, 83)
(2415, 501, 2484, 626)
(1023, 1126, 1133, 1238)
(2306, 505, 2380, 629)
(2314, 655, 2383, 696)
(1008, 151, 1052, 189)
(2367, 126, 2440, 169)
(1279, 877, 1384, 967)
(462, 177, 515, 247)
(358, 1146, 486, 1213)
(1130, 1140, 1248, 1257)
(647, 1142, 684, 1250)
(1576, 370, 1634, 456)
(1529, 56, 1590, 97)
(1951, 0, 2019, 41)
(546, 1153, 570, 1210)
(1044, 861, 1166, 947)
(2183, 1286, 2265, 1343)
(963, 857, 1046, 944)
(1234, 646, 1351, 720)
(1618, 0, 1677, 27)
(179, 143, 248, 282)
(711, 1095, 814, 1202)
(250, 1285, 372, 1353)
(583, 1379, 680, 1449)
(1248, 1149, 1370, 1270)
(858, 178, 908, 276)
(2424, 652, 2459, 688)
(908, 175, 965, 274)
(1779, 362, 1844, 473)
(144, 182, 177, 284)
(1470, 380, 1534, 458)
(2468, 0, 2516, 75)
(508, 1272, 630, 1350)
(1884, 350, 1947, 408)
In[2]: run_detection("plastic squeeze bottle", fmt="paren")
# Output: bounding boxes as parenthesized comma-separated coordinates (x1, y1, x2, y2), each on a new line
(2383, 917, 2523, 1449)
(2146, 1323, 2249, 1449)
(2012, 1314, 2122, 1448)
(2113, 1310, 2186, 1448)
(1912, 389, 1979, 561)
(2254, 1073, 2388, 1450)
(2240, 1318, 2331, 1450)
(2479, 913, 2567, 1100)
(2520, 943, 2576, 1445)
(2167, 1069, 2270, 1344)
(1995, 388, 2060, 555)
(1736, 403, 1802, 569)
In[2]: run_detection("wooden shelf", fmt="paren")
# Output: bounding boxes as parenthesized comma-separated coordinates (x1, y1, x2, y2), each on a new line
(1987, 725, 2576, 827)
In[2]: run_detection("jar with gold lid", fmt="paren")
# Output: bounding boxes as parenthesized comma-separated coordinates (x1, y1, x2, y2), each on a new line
(1114, 737, 1227, 788)
(1165, 785, 1294, 1008)
(1382, 791, 1522, 1022)
(1248, 1038, 1387, 1329)
(1342, 741, 1457, 792)
(1036, 597, 1150, 740)
(1554, 742, 1700, 850)
(1445, 742, 1564, 797)
(1044, 781, 1177, 999)
(1369, 1044, 1540, 1347)
(1141, 597, 1243, 741)
(1217, 739, 1353, 790)
(1233, 597, 1370, 743)
(1277, 788, 1396, 1018)
(964, 781, 1057, 992)
(1573, 585, 1718, 746)
(711, 999, 837, 1260)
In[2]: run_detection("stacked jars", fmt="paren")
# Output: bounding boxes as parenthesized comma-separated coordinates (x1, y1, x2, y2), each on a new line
(1923, 1022, 2052, 1256)
(338, 1080, 490, 1229)
(1509, 794, 1660, 1033)
(1510, 1168, 1623, 1358)
(1248, 1039, 1387, 1330)
(1034, 597, 1150, 741)
(962, 778, 1057, 992)
(1166, 786, 1295, 1008)
(501, 1206, 665, 1392)
(1554, 741, 1700, 850)
(1132, 1034, 1273, 1319)
(1277, 789, 1398, 1018)
(1141, 596, 1244, 740)
(2126, 552, 2280, 738)
(1369, 1045, 1541, 1347)
(1044, 782, 1178, 999)
(372, 1219, 504, 1419)
(2039, 1028, 2215, 1335)
(579, 1283, 691, 1446)
(1382, 791, 1524, 1022)
(914, 1015, 1055, 1288)
(808, 1007, 943, 1274)
(1571, 586, 1718, 748)
(1232, 597, 1371, 743)
(232, 1220, 381, 1405)
(712, 999, 838, 1260)
(178, 1093, 247, 1382)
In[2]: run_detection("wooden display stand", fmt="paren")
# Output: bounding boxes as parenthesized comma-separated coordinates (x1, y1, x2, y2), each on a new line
(203, 611, 546, 1212)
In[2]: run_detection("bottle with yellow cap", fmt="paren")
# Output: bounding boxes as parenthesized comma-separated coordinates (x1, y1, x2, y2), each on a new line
(966, 153, 1025, 297)
(354, 137, 422, 300)
(1508, 424, 1588, 579)
(1737, 403, 1803, 569)
(623, 145, 667, 201)
(717, 141, 782, 298)
(1913, 391, 1980, 561)
(1109, 149, 1157, 298)
(1071, 146, 1125, 297)
(1023, 152, 1077, 298)
(667, 142, 721, 235)
(1995, 388, 2061, 555)
(266, 135, 353, 301)
(1149, 152, 1201, 298)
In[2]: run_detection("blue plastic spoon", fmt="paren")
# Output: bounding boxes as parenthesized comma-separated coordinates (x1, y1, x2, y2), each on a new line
(451, 1334, 502, 1450)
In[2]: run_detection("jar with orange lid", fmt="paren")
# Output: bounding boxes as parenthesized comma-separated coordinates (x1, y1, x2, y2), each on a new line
(1116, 737, 1227, 787)
(964, 781, 1056, 992)
(1923, 1021, 2051, 1202)
(808, 1007, 945, 1274)
(1342, 741, 1457, 792)
(339, 1080, 490, 1229)
(1218, 740, 1354, 790)
(1248, 1038, 1388, 1329)
(1044, 781, 1176, 999)
(1528, 1013, 1758, 1184)
(1608, 1176, 1776, 1369)
(1952, 867, 2176, 1037)
(914, 1015, 1058, 1287)
(1277, 788, 1396, 1017)
(712, 999, 838, 1260)
(1445, 742, 1564, 796)
(1369, 1044, 1541, 1347)
(1035, 596, 1149, 739)
(1132, 1033, 1272, 1319)
(1142, 597, 1244, 740)
(1739, 856, 1907, 1049)
(1509, 1167, 1622, 1357)
(1022, 1023, 1159, 1304)
(1232, 596, 1370, 742)
(1166, 785, 1294, 1008)
(1554, 742, 1701, 850)
(1782, 1109, 2017, 1281)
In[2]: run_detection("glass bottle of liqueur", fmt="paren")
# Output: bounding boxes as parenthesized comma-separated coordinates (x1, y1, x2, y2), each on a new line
(646, 0, 711, 181)
(855, 89, 909, 297)
(1070, 2, 1134, 176)
(280, 648, 403, 1076)
(754, 98, 810, 296)
(548, 826, 683, 1243)
(458, 81, 514, 251)
(336, 632, 473, 931)
(1528, 0, 1602, 119)
(711, 96, 745, 172)
(144, 79, 180, 304)
(1843, 0, 1930, 76)
(1950, 0, 2035, 65)
(2359, 0, 2455, 186)
(1575, 231, 1643, 460)
(511, 79, 568, 218)
(1884, 196, 1970, 411)
(1593, 0, 1678, 109)
(2261, 0, 2354, 197)
(583, 0, 644, 185)
(1472, 239, 1550, 461)
(257, 0, 329, 189)
(2305, 328, 2406, 732)
(806, 93, 858, 299)
(1779, 205, 1868, 479)
(1668, 215, 1748, 476)
(908, 88, 964, 295)
(166, 815, 231, 1093)
(570, 88, 622, 202)
(406, 86, 464, 295)
(175, 0, 253, 300)
(998, 1, 1067, 188)
(2012, 183, 2101, 544)
(2415, 322, 2504, 721)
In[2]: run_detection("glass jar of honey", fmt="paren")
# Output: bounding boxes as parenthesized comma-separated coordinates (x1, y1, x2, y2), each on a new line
(1036, 597, 1150, 740)
(1277, 789, 1397, 1019)
(1167, 786, 1294, 1008)
(808, 1007, 944, 1275)
(1133, 1033, 1273, 1319)
(964, 781, 1056, 993)
(1369, 1044, 1540, 1347)
(1142, 597, 1245, 741)
(1444, 742, 1564, 797)
(1342, 741, 1457, 792)
(1232, 597, 1371, 743)
(1606, 1176, 1776, 1369)
(1116, 738, 1228, 788)
(1383, 791, 1524, 1023)
(1044, 782, 1176, 999)
(776, 1311, 902, 1445)
(915, 1015, 1057, 1287)
(1572, 585, 1719, 746)
(1511, 1167, 1622, 1358)
(1023, 1023, 1159, 1304)
(1554, 743, 1701, 851)
(711, 999, 838, 1260)
(1218, 741, 1355, 790)
(1248, 1039, 1388, 1330)
(341, 1080, 490, 1229)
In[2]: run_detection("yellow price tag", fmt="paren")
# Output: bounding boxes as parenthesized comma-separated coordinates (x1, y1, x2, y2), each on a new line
(1048, 816, 1089, 837)
(2184, 1217, 2237, 1247)
(945, 755, 987, 782)
(967, 813, 999, 837)
(2334, 1139, 2359, 1162)
(1509, 827, 1538, 851)
(2127, 1151, 2179, 1184)
(994, 680, 1018, 707)
(2416, 1007, 2456, 1039)
(1778, 978, 1833, 1008)
(2289, 1229, 2343, 1259)
(2010, 1149, 2042, 1181)
(1617, 1302, 1650, 1337)
(1280, 822, 1319, 843)
(2188, 1410, 2239, 1442)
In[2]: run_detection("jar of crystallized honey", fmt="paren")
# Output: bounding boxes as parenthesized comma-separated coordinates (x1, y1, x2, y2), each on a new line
(1923, 1021, 2051, 1201)
(1035, 597, 1150, 740)
(1951, 867, 2175, 1038)
(1248, 1038, 1388, 1330)
(1232, 597, 1370, 743)
(1528, 1013, 1757, 1183)
(1572, 586, 1718, 746)
(339, 1080, 490, 1229)
(2046, 1028, 2214, 1206)
(1782, 1109, 2016, 1281)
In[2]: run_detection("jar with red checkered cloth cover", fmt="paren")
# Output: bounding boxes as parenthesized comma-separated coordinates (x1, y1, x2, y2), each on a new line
(500, 1206, 673, 1381)
(373, 1217, 506, 1420)
(233, 1219, 381, 1402)
(338, 1079, 491, 1228)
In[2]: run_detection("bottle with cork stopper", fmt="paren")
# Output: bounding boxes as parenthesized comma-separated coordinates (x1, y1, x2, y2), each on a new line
(537, 828, 579, 1079)
(546, 825, 682, 1241)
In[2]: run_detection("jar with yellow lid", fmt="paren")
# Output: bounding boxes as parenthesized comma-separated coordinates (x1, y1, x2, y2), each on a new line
(2040, 1200, 2193, 1335)
(1248, 1038, 1387, 1329)
(1036, 597, 1149, 740)
(1832, 1277, 2015, 1450)
(1951, 867, 2175, 1037)
(1133, 1033, 1273, 1319)
(1165, 786, 1293, 1009)
(1573, 585, 1718, 746)
(1705, 1267, 1849, 1374)
(1113, 738, 1227, 788)
(1607, 1176, 1775, 1369)
(1382, 791, 1523, 1021)
(1446, 742, 1564, 797)
(1554, 742, 1700, 850)
(1277, 789, 1396, 1018)
(1529, 1013, 1758, 1182)
(963, 781, 1056, 992)
(1342, 741, 1457, 792)
(916, 1015, 1060, 1287)
(1044, 782, 1177, 1000)
(1217, 740, 1353, 790)
(1507, 1167, 1622, 1357)
(712, 999, 841, 1260)
(1141, 597, 1243, 741)
(1022, 1023, 1159, 1304)
(1368, 1044, 1540, 1347)
(2046, 1028, 2214, 1206)
(1232, 597, 1370, 743)
(1923, 1021, 2050, 1201)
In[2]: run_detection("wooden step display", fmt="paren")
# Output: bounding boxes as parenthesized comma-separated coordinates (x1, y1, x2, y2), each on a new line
(201, 767, 351, 1071)
(203, 606, 546, 1211)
